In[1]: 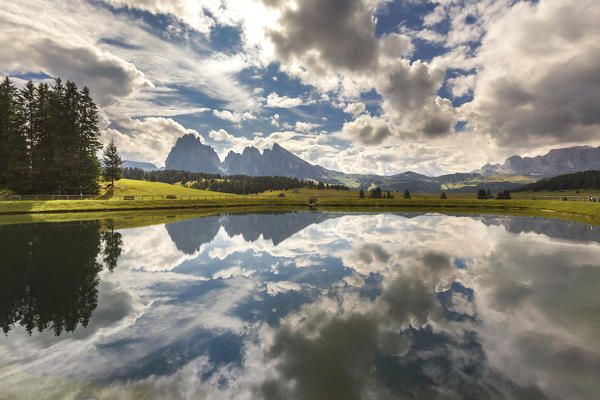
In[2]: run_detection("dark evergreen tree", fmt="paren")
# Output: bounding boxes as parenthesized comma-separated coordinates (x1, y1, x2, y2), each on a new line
(440, 192, 447, 199)
(0, 78, 29, 192)
(386, 191, 394, 199)
(359, 189, 365, 198)
(403, 189, 411, 199)
(496, 190, 511, 200)
(0, 77, 16, 185)
(486, 188, 492, 197)
(77, 86, 102, 194)
(477, 189, 487, 199)
(0, 78, 102, 194)
(369, 187, 382, 198)
(102, 139, 123, 187)
(32, 83, 53, 192)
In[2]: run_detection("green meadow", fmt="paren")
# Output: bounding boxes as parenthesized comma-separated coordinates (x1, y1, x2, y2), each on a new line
(2, 180, 600, 226)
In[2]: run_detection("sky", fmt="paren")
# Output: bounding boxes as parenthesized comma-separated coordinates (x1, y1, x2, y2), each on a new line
(1, 0, 599, 175)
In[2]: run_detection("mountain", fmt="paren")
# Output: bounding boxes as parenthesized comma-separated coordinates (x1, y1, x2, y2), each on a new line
(122, 160, 158, 171)
(164, 134, 222, 174)
(163, 134, 536, 192)
(476, 146, 600, 177)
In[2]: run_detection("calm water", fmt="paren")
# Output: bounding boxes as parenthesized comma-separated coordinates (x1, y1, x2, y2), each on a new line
(1, 212, 599, 399)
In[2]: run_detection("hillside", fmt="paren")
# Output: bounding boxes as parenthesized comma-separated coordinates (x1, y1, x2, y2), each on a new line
(517, 170, 600, 192)
(100, 179, 237, 198)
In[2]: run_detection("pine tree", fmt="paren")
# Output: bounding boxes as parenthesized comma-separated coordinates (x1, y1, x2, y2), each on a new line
(32, 83, 53, 192)
(77, 86, 101, 194)
(359, 189, 365, 198)
(0, 77, 29, 192)
(440, 192, 447, 199)
(403, 189, 411, 199)
(102, 139, 123, 187)
(0, 77, 15, 185)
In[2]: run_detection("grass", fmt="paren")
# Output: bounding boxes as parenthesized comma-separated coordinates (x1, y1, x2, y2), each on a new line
(2, 183, 600, 226)
(98, 179, 237, 198)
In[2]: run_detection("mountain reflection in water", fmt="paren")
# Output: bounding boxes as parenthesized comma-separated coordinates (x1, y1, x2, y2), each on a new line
(0, 212, 599, 400)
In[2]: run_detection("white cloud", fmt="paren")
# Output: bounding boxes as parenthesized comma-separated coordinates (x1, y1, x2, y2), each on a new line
(209, 128, 236, 142)
(212, 109, 256, 123)
(294, 121, 321, 132)
(104, 117, 203, 167)
(265, 92, 308, 108)
(446, 74, 476, 98)
(343, 102, 366, 117)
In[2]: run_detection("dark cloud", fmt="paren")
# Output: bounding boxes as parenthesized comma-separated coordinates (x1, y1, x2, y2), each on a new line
(265, 0, 378, 72)
(342, 114, 393, 145)
(467, 0, 600, 148)
(0, 34, 148, 106)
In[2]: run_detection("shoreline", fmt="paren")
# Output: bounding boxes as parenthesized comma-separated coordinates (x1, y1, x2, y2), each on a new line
(1, 198, 600, 227)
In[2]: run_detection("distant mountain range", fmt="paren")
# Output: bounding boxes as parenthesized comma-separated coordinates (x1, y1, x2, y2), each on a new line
(122, 160, 158, 171)
(474, 146, 600, 177)
(160, 134, 599, 193)
(160, 134, 530, 192)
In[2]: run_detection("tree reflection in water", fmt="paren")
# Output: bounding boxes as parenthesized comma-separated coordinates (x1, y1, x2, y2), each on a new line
(0, 221, 123, 335)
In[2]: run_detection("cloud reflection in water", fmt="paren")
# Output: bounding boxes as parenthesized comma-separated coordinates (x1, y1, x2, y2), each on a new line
(0, 212, 599, 399)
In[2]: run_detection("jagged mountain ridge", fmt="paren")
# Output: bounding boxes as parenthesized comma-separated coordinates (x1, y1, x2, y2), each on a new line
(476, 146, 600, 177)
(166, 134, 600, 192)
(122, 160, 158, 171)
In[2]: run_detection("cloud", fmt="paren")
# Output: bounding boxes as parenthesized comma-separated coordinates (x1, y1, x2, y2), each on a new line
(265, 92, 307, 108)
(463, 0, 600, 148)
(0, 5, 152, 106)
(212, 109, 256, 123)
(209, 128, 236, 142)
(446, 73, 476, 98)
(342, 114, 393, 145)
(343, 102, 366, 117)
(293, 121, 321, 132)
(259, 0, 456, 140)
(264, 0, 379, 73)
(104, 116, 203, 166)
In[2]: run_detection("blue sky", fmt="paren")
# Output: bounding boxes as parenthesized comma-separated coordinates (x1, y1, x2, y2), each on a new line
(1, 0, 598, 175)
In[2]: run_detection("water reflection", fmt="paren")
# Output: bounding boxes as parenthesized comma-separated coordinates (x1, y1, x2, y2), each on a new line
(0, 212, 599, 400)
(165, 211, 336, 254)
(0, 222, 122, 335)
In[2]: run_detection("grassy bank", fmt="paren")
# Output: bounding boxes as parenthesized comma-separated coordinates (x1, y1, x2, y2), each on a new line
(2, 183, 600, 226)
(2, 196, 600, 225)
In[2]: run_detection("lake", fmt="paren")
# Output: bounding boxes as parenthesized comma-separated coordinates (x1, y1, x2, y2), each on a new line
(1, 211, 599, 399)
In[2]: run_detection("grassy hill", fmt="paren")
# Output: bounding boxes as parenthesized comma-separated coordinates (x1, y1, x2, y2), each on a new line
(99, 179, 238, 198)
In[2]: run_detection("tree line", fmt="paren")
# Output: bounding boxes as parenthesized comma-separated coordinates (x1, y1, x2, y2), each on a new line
(516, 170, 600, 192)
(123, 167, 310, 194)
(0, 77, 102, 194)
